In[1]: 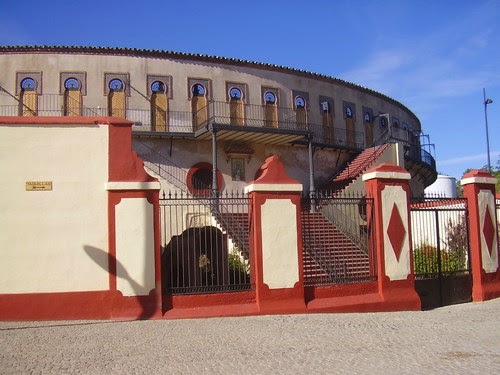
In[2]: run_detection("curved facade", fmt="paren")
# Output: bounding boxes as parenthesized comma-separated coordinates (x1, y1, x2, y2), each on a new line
(0, 46, 436, 196)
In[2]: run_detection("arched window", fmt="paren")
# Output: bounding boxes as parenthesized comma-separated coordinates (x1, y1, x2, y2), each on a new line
(295, 96, 306, 109)
(64, 77, 82, 116)
(192, 83, 208, 129)
(109, 79, 124, 91)
(264, 91, 278, 127)
(19, 78, 37, 116)
(364, 112, 371, 122)
(229, 87, 243, 100)
(151, 80, 168, 131)
(108, 79, 126, 117)
(186, 162, 223, 197)
(192, 83, 206, 97)
(229, 87, 244, 125)
(264, 91, 276, 105)
(295, 96, 307, 129)
(346, 106, 353, 118)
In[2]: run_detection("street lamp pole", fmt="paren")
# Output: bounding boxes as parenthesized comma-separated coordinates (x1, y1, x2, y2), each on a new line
(483, 88, 493, 173)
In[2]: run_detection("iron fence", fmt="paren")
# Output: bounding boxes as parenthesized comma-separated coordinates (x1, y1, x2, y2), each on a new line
(160, 191, 252, 294)
(301, 192, 375, 286)
(410, 198, 470, 279)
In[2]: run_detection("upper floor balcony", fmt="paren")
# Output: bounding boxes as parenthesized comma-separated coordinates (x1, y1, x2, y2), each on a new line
(0, 93, 436, 178)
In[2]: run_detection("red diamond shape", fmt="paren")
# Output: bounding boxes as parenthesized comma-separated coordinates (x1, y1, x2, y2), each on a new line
(387, 203, 406, 261)
(483, 207, 496, 257)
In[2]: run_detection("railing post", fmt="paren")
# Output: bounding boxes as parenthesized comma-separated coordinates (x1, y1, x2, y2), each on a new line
(308, 135, 316, 213)
(244, 155, 306, 314)
(363, 163, 421, 311)
(211, 126, 219, 210)
(460, 170, 500, 301)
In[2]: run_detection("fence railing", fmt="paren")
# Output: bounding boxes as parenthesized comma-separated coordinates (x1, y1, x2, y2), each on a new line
(160, 192, 252, 294)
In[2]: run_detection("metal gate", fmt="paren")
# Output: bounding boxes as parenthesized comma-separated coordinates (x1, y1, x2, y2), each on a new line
(410, 198, 471, 309)
(160, 192, 252, 295)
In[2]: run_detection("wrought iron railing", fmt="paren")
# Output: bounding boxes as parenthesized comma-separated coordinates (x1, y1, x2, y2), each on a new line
(0, 93, 434, 168)
(317, 192, 372, 255)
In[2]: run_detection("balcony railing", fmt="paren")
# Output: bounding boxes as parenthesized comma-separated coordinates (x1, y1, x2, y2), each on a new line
(0, 94, 434, 170)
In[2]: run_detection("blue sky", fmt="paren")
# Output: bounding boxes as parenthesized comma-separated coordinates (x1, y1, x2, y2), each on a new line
(1, 0, 499, 180)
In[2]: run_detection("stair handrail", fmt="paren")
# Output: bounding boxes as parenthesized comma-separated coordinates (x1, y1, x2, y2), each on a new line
(319, 199, 369, 255)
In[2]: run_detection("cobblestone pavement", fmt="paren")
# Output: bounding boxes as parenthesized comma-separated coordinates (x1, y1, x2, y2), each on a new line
(1, 299, 499, 374)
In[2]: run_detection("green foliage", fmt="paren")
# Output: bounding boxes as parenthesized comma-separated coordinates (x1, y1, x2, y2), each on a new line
(413, 217, 468, 275)
(228, 249, 250, 284)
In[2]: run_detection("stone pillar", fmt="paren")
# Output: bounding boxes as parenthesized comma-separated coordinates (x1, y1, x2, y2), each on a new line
(244, 156, 306, 314)
(363, 163, 421, 310)
(461, 170, 500, 301)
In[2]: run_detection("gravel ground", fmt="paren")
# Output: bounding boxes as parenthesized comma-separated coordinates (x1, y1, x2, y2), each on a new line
(1, 299, 499, 374)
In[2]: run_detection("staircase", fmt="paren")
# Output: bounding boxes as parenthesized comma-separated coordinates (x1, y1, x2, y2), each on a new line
(214, 212, 250, 257)
(330, 143, 392, 193)
(302, 211, 371, 285)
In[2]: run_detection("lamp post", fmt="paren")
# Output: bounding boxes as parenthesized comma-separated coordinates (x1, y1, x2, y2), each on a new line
(483, 88, 493, 173)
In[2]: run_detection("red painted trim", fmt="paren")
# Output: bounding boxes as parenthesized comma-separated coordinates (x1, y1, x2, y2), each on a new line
(108, 121, 157, 182)
(249, 155, 301, 186)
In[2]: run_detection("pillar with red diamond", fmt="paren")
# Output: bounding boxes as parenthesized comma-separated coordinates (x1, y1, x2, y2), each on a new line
(461, 170, 500, 301)
(363, 163, 421, 310)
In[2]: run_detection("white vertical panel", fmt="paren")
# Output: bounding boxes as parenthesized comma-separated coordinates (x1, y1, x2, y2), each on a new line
(116, 198, 155, 296)
(261, 199, 299, 289)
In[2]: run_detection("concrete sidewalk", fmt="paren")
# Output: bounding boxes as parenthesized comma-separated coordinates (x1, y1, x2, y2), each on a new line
(1, 299, 499, 374)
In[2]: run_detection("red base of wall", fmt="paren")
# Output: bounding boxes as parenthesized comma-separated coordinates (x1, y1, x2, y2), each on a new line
(0, 282, 427, 321)
(0, 290, 162, 321)
(305, 281, 421, 313)
(163, 291, 258, 319)
(473, 272, 500, 302)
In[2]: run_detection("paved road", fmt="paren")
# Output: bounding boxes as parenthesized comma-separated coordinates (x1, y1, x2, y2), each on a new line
(1, 299, 499, 374)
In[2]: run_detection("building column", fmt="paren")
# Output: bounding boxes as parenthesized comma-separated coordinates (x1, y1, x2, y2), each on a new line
(244, 156, 306, 314)
(363, 163, 421, 310)
(461, 170, 500, 301)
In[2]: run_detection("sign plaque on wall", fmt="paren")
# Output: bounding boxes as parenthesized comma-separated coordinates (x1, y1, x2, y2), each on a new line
(26, 181, 53, 191)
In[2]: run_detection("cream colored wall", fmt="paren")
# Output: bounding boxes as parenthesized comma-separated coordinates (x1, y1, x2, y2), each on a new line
(0, 124, 109, 293)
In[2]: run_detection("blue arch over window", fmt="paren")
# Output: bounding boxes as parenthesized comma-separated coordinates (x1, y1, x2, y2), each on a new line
(151, 81, 166, 93)
(192, 83, 206, 97)
(21, 77, 36, 90)
(109, 79, 124, 91)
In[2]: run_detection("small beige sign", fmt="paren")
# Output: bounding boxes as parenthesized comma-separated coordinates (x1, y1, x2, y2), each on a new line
(26, 181, 53, 191)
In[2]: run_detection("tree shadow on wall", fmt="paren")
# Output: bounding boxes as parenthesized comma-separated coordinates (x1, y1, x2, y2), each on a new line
(84, 245, 157, 320)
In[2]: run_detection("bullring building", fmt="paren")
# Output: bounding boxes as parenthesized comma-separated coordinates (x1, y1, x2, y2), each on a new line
(0, 45, 436, 199)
